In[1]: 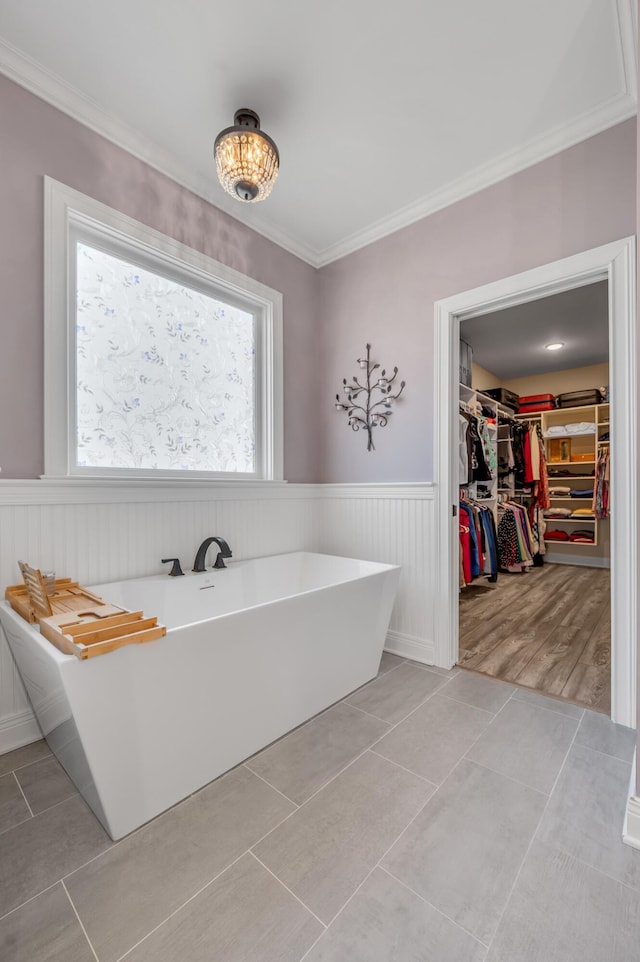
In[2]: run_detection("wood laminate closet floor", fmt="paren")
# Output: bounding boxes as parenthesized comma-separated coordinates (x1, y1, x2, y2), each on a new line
(458, 563, 610, 713)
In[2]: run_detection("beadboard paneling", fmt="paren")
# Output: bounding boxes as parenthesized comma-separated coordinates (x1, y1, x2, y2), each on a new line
(317, 486, 435, 663)
(0, 482, 435, 753)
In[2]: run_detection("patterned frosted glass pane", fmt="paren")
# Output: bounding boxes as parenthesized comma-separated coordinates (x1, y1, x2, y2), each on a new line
(75, 243, 256, 472)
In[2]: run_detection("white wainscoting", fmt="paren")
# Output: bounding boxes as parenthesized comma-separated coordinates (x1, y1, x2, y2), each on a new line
(317, 484, 435, 664)
(0, 480, 435, 753)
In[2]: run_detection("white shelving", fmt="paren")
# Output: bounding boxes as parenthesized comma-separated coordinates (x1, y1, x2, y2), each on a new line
(516, 401, 609, 549)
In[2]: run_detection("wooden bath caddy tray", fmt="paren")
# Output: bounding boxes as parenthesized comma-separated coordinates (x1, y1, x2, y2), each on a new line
(39, 606, 165, 659)
(6, 564, 166, 659)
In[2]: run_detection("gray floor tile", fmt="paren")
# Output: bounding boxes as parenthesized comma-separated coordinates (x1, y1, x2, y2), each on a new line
(0, 739, 51, 777)
(466, 699, 578, 794)
(486, 838, 640, 962)
(304, 867, 486, 962)
(0, 883, 95, 962)
(0, 794, 111, 918)
(0, 772, 30, 834)
(512, 686, 585, 719)
(442, 671, 514, 713)
(537, 742, 640, 889)
(253, 751, 434, 924)
(124, 853, 323, 962)
(373, 693, 493, 784)
(574, 709, 636, 762)
(246, 702, 390, 804)
(378, 651, 405, 674)
(15, 756, 77, 815)
(65, 765, 294, 962)
(383, 759, 546, 944)
(346, 663, 447, 724)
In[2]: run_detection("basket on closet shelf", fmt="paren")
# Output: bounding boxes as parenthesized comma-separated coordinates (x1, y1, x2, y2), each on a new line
(570, 452, 594, 463)
(548, 438, 571, 463)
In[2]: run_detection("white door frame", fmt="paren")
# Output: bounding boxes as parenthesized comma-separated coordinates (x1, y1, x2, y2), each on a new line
(433, 237, 637, 727)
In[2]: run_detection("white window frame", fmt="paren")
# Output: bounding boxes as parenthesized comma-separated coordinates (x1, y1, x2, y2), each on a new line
(44, 177, 284, 482)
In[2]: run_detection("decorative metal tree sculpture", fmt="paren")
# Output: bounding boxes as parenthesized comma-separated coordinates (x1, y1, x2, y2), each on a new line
(335, 343, 405, 451)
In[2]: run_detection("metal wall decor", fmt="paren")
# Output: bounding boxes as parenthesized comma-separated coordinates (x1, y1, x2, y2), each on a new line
(335, 343, 405, 451)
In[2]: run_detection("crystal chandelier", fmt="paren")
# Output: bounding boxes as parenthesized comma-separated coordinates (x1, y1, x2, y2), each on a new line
(214, 108, 279, 203)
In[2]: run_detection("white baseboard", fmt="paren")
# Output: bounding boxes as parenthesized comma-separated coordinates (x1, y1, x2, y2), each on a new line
(385, 630, 437, 667)
(544, 553, 610, 569)
(623, 752, 640, 850)
(0, 709, 42, 755)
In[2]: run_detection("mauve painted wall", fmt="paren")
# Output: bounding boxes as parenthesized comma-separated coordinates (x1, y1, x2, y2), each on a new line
(317, 118, 636, 483)
(0, 74, 320, 481)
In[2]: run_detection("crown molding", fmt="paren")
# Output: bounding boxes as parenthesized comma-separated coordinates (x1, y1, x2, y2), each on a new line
(0, 37, 320, 268)
(315, 94, 636, 267)
(0, 0, 636, 273)
(315, 0, 638, 266)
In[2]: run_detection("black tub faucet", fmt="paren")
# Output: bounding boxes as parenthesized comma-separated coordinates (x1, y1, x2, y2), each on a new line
(193, 537, 232, 572)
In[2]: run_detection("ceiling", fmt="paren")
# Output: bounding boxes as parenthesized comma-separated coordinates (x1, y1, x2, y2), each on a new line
(460, 280, 609, 379)
(0, 1, 635, 267)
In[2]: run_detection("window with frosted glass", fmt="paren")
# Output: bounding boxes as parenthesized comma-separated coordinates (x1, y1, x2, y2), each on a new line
(75, 243, 256, 473)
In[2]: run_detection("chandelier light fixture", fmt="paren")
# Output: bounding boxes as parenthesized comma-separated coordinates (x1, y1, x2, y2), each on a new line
(214, 108, 279, 203)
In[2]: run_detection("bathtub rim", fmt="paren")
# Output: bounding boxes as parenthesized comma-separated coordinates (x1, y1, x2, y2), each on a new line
(86, 550, 401, 634)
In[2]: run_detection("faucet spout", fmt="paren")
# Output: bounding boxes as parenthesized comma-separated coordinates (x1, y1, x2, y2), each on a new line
(193, 537, 233, 572)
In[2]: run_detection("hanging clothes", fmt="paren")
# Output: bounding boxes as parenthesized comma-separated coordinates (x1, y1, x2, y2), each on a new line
(459, 500, 499, 585)
(459, 502, 483, 577)
(593, 447, 610, 519)
(528, 504, 547, 563)
(496, 502, 535, 572)
(459, 522, 472, 585)
(459, 405, 493, 484)
(459, 413, 470, 484)
(478, 506, 499, 582)
(478, 417, 497, 478)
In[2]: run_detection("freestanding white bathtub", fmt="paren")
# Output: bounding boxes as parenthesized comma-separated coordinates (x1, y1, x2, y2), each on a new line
(0, 551, 400, 839)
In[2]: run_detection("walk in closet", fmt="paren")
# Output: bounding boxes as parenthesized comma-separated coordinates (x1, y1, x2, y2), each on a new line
(457, 282, 611, 713)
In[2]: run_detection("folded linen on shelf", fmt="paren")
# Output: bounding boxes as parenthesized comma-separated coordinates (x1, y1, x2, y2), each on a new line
(569, 488, 594, 498)
(543, 508, 572, 518)
(569, 530, 595, 543)
(545, 422, 596, 437)
(549, 486, 571, 495)
(570, 508, 595, 519)
(545, 529, 570, 541)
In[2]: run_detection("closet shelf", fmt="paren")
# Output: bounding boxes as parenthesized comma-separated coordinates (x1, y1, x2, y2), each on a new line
(548, 460, 596, 466)
(544, 539, 597, 547)
(543, 518, 595, 523)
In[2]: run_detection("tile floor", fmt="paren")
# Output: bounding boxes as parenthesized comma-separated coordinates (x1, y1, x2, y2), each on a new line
(0, 654, 638, 961)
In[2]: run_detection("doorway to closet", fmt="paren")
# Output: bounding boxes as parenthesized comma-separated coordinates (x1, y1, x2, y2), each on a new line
(458, 282, 610, 712)
(433, 238, 637, 728)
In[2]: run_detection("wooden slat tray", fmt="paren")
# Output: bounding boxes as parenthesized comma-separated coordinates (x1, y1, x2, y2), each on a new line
(39, 605, 166, 659)
(6, 564, 166, 659)
(5, 579, 105, 624)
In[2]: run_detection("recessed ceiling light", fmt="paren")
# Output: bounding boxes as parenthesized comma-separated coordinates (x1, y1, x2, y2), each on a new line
(545, 342, 565, 351)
